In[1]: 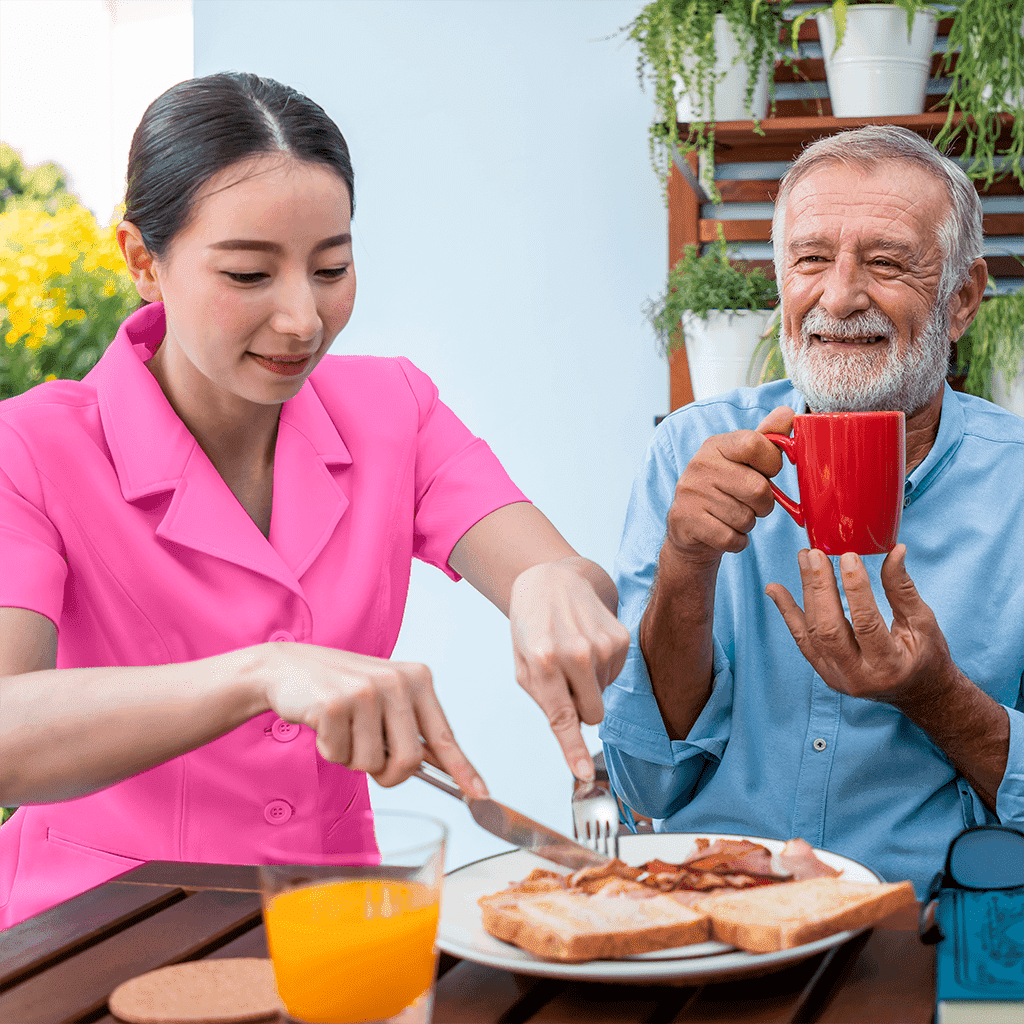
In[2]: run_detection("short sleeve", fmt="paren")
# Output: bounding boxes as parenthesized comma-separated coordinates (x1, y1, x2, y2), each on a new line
(0, 418, 67, 626)
(395, 358, 529, 579)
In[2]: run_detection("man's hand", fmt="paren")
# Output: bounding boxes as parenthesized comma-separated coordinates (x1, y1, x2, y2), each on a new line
(764, 544, 955, 706)
(665, 406, 794, 562)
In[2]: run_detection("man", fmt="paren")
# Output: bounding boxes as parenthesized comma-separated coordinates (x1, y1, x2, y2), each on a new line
(601, 126, 1024, 894)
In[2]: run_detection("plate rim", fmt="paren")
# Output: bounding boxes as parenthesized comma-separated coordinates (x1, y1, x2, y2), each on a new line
(437, 832, 884, 983)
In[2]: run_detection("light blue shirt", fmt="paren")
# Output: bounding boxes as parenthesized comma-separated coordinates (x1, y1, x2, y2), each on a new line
(601, 380, 1024, 895)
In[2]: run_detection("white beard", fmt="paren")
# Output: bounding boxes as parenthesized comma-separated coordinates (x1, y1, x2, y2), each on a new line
(781, 302, 951, 415)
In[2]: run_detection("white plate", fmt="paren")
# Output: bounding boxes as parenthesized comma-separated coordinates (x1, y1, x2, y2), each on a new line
(437, 832, 883, 983)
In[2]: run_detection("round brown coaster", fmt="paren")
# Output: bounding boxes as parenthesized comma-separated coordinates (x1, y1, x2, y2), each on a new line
(108, 958, 285, 1024)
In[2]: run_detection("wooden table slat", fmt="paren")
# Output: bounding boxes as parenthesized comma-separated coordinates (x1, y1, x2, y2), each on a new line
(815, 917, 935, 1024)
(526, 982, 688, 1024)
(0, 888, 261, 1024)
(432, 960, 562, 1024)
(111, 859, 261, 891)
(0, 882, 183, 990)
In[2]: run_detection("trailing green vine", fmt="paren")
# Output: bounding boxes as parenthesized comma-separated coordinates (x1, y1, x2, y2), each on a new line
(934, 0, 1024, 189)
(625, 0, 791, 200)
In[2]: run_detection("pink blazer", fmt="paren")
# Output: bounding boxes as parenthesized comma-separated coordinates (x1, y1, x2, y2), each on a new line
(0, 303, 527, 928)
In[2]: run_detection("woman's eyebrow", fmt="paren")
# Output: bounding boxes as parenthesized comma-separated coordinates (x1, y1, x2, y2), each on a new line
(208, 233, 352, 254)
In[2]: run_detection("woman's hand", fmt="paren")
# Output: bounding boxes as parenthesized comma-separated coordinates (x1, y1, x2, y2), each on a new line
(257, 642, 488, 796)
(509, 558, 630, 781)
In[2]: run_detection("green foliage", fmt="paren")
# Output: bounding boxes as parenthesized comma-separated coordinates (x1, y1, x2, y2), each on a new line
(645, 228, 779, 353)
(1, 807, 16, 825)
(955, 273, 1024, 401)
(0, 143, 74, 215)
(625, 0, 792, 200)
(934, 0, 1024, 190)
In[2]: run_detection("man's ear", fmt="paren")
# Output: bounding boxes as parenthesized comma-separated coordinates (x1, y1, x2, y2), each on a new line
(116, 221, 163, 303)
(947, 257, 989, 341)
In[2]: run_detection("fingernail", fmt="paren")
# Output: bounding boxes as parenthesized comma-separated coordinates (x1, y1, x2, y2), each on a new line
(840, 552, 857, 573)
(575, 758, 595, 782)
(472, 777, 489, 799)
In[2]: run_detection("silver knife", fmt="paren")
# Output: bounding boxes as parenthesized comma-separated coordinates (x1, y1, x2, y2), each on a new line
(413, 762, 611, 871)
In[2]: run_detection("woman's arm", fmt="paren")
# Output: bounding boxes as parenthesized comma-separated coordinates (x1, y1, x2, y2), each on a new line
(449, 502, 630, 780)
(0, 607, 486, 806)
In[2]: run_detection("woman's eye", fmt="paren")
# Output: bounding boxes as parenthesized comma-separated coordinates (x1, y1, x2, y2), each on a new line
(318, 266, 349, 280)
(224, 272, 267, 284)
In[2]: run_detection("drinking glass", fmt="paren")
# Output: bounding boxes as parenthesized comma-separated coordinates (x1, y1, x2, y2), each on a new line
(259, 810, 448, 1024)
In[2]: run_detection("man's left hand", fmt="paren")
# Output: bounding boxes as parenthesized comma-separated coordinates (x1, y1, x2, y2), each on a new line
(765, 544, 955, 706)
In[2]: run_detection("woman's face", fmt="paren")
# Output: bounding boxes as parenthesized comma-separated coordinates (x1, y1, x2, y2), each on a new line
(121, 154, 356, 409)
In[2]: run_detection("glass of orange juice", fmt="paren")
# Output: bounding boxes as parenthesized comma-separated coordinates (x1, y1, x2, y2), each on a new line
(259, 810, 448, 1024)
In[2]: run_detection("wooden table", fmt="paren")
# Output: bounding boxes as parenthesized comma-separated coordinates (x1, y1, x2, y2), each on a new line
(0, 861, 936, 1024)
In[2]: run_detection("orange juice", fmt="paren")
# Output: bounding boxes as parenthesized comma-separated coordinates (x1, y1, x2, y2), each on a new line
(264, 878, 439, 1023)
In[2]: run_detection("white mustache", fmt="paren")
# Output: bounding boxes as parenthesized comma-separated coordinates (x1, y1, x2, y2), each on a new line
(801, 308, 897, 341)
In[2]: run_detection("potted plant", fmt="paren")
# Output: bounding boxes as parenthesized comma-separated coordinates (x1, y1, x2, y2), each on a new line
(955, 268, 1024, 412)
(626, 0, 792, 199)
(933, 0, 1024, 190)
(790, 1, 940, 117)
(645, 230, 779, 400)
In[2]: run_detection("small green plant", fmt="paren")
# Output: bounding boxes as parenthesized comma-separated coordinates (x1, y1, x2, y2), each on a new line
(1, 807, 15, 826)
(625, 0, 792, 200)
(789, 0, 939, 54)
(956, 269, 1024, 401)
(645, 228, 779, 353)
(934, 0, 1024, 190)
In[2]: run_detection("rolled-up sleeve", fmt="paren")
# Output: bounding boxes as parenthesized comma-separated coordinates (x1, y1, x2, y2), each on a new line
(0, 419, 67, 626)
(599, 421, 735, 819)
(995, 687, 1024, 824)
(397, 358, 529, 581)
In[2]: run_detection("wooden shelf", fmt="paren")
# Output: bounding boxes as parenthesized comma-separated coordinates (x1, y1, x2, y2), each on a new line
(693, 112, 1018, 163)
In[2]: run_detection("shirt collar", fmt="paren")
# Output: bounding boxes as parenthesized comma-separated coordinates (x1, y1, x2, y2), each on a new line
(87, 303, 352, 502)
(903, 382, 963, 501)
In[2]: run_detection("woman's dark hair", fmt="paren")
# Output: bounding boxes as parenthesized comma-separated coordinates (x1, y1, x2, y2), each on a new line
(124, 72, 354, 304)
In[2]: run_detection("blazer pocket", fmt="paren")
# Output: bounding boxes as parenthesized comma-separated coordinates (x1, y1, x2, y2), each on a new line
(46, 827, 145, 868)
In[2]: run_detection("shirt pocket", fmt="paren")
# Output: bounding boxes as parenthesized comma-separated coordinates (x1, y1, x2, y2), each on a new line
(46, 827, 145, 869)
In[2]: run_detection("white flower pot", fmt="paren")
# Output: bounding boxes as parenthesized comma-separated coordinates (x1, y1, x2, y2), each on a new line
(682, 309, 776, 401)
(816, 5, 937, 117)
(675, 14, 771, 122)
(990, 363, 1024, 417)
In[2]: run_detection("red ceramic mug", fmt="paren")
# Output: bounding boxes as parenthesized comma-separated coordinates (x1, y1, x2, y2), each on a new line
(763, 411, 906, 556)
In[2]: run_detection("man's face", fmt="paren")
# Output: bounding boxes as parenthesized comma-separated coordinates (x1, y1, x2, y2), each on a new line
(779, 161, 953, 415)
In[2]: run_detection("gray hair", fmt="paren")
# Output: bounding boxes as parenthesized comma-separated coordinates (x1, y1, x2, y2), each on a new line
(771, 126, 984, 308)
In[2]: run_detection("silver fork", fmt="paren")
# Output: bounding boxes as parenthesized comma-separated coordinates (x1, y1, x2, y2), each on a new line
(571, 778, 621, 859)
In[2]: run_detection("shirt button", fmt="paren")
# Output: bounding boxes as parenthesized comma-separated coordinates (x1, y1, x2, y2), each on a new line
(264, 799, 293, 824)
(903, 496, 911, 508)
(813, 738, 827, 752)
(269, 630, 295, 643)
(271, 719, 300, 743)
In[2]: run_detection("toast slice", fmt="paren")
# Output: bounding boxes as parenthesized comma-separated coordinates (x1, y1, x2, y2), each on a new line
(697, 877, 916, 953)
(479, 888, 710, 962)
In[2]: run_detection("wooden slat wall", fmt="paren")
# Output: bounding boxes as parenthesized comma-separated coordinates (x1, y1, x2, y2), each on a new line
(665, 10, 1024, 412)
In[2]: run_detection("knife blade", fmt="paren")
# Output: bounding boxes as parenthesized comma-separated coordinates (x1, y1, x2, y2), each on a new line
(413, 762, 611, 871)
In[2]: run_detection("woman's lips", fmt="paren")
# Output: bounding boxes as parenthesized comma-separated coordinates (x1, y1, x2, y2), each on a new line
(248, 352, 311, 377)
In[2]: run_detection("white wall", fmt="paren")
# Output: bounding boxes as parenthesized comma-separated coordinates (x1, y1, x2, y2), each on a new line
(193, 0, 664, 869)
(0, 0, 193, 225)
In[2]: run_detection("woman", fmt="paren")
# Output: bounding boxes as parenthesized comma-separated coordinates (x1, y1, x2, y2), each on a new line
(0, 73, 629, 928)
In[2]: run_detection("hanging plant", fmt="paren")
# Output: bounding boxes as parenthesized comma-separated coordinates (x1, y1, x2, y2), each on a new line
(626, 0, 792, 200)
(955, 265, 1024, 401)
(933, 0, 1024, 189)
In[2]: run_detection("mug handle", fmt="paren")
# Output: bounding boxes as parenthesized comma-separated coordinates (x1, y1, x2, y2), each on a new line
(763, 432, 804, 528)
